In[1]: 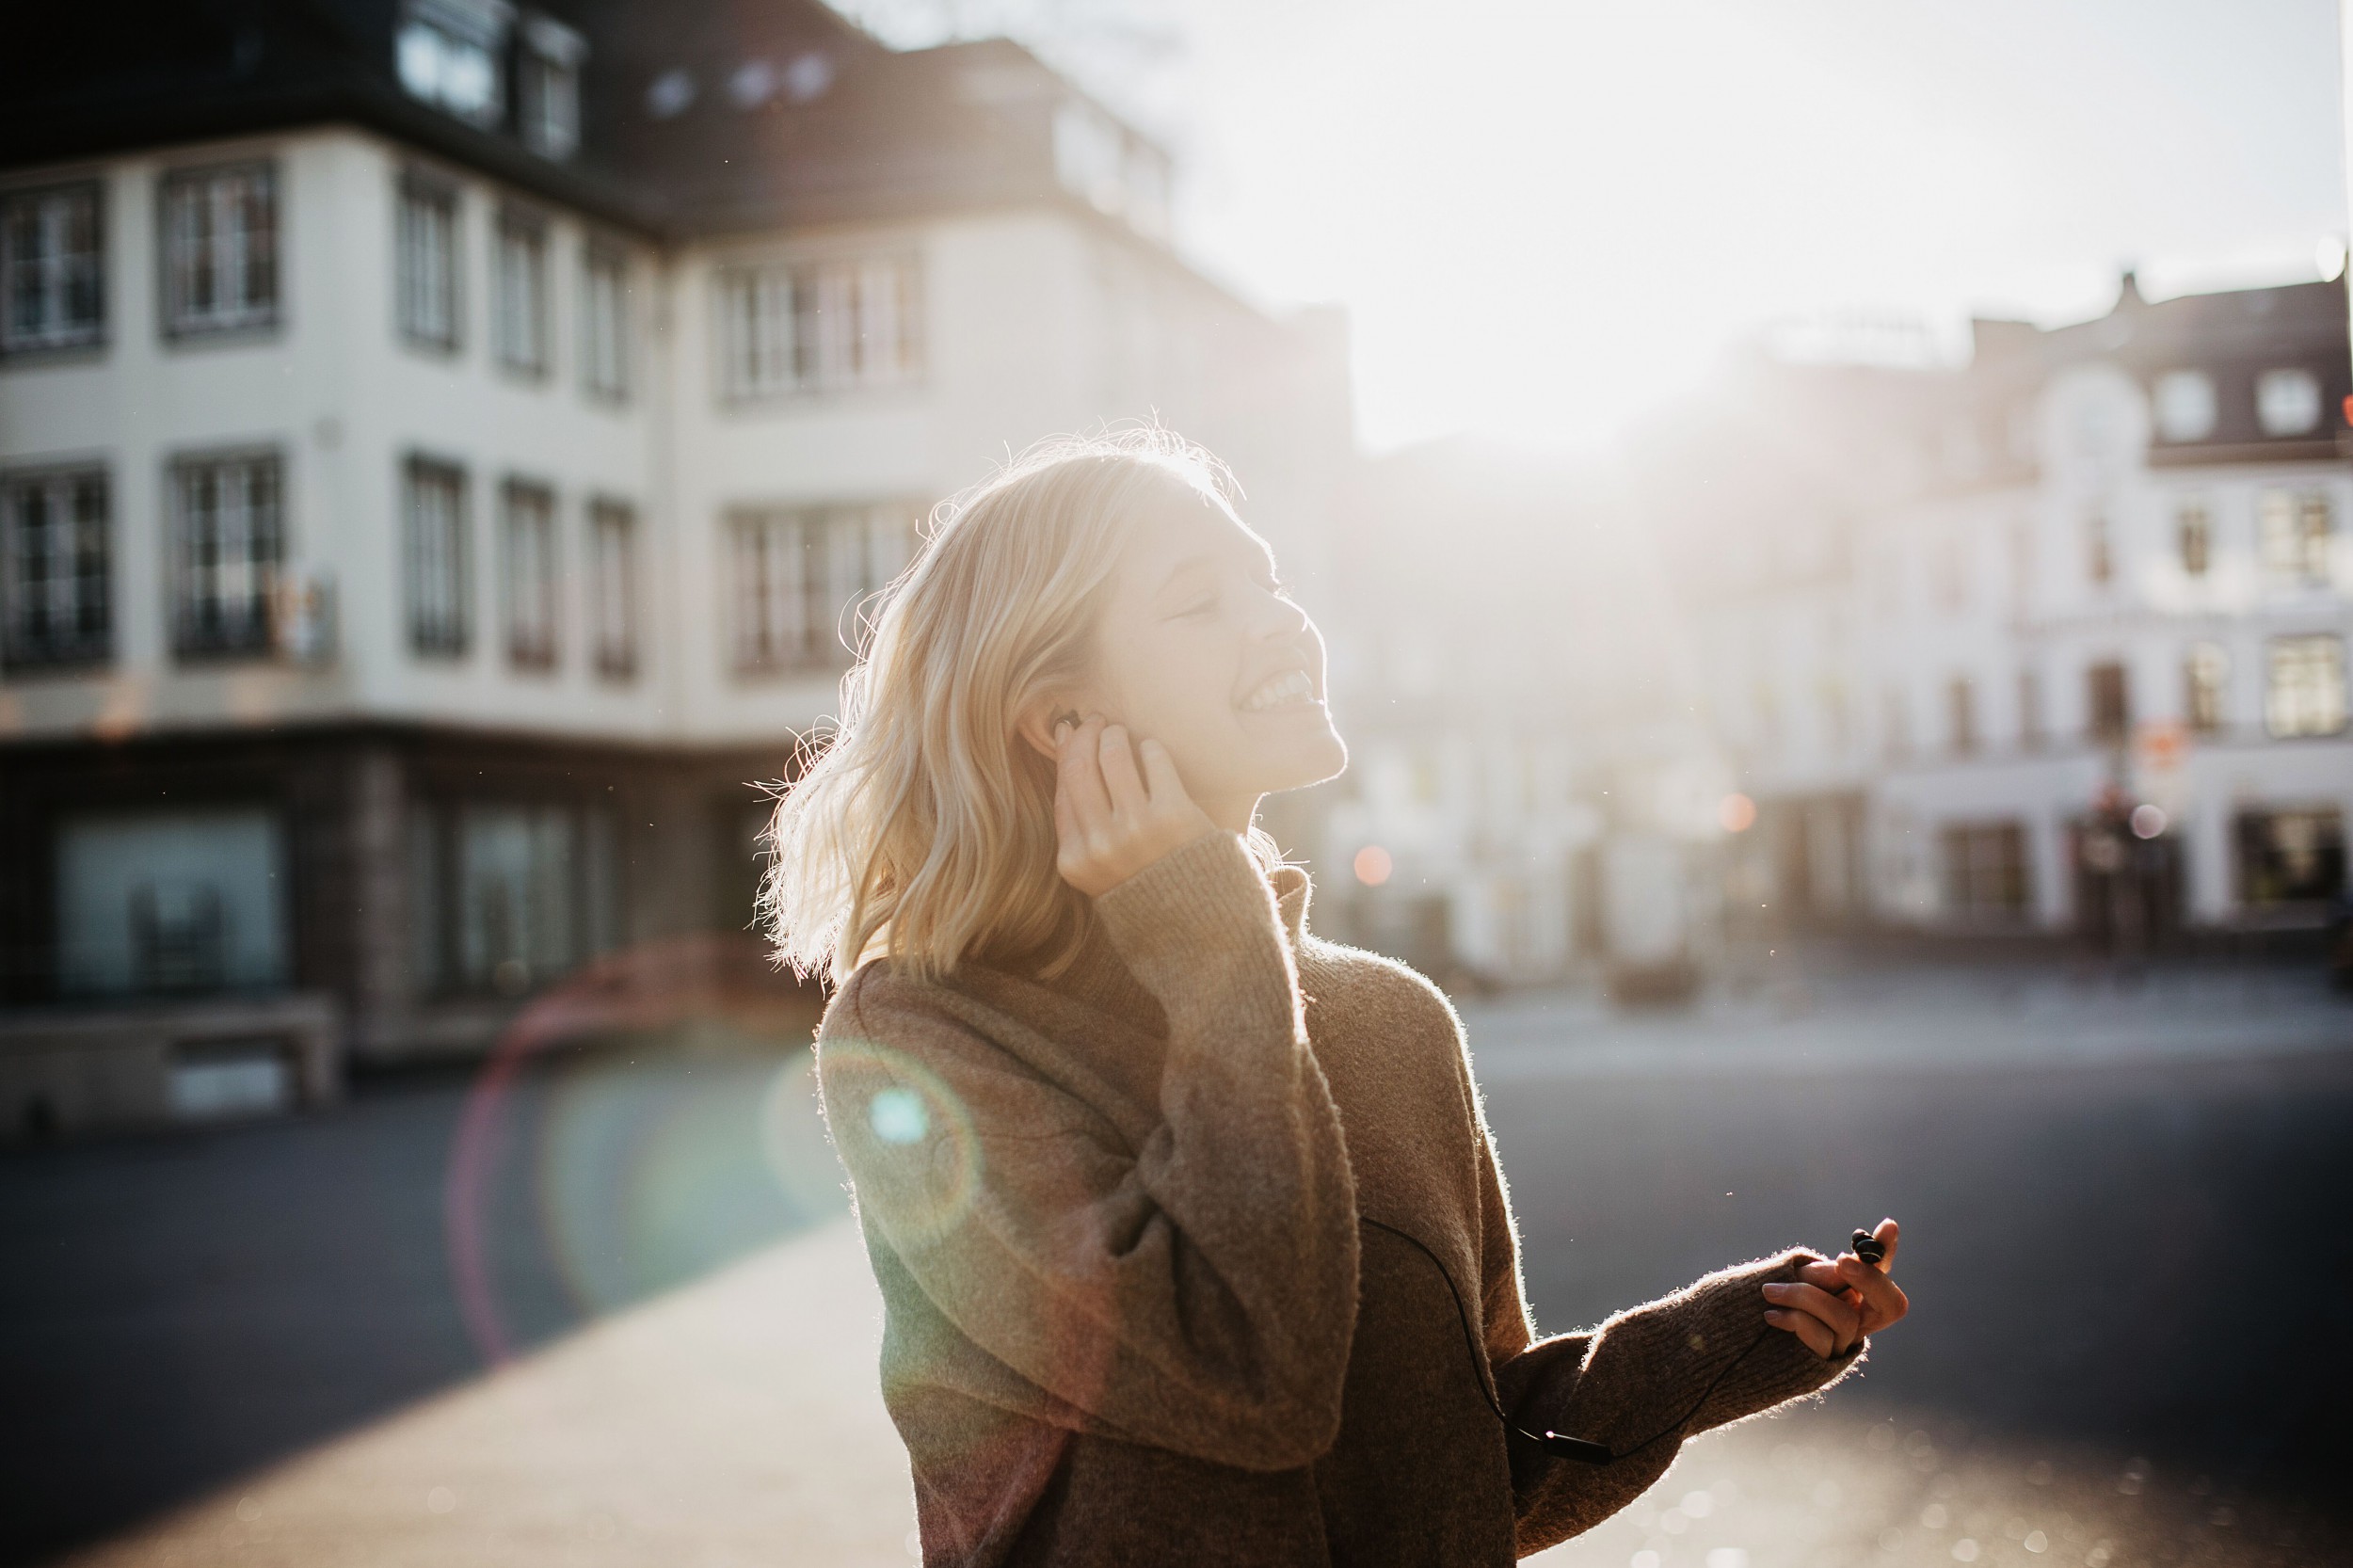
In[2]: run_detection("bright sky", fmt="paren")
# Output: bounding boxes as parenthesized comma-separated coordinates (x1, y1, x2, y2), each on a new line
(841, 0, 2349, 454)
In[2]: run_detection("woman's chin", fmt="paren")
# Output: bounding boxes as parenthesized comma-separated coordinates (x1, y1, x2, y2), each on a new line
(1260, 724, 1348, 794)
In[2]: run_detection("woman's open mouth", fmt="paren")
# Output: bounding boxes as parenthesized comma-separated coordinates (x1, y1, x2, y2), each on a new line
(1239, 669, 1319, 712)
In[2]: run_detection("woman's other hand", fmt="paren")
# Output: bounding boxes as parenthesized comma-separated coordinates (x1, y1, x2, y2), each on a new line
(1761, 1217, 1909, 1359)
(1053, 713, 1221, 897)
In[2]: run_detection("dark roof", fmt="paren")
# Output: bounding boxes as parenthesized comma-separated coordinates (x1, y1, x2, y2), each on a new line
(0, 0, 1160, 243)
(1973, 273, 2351, 464)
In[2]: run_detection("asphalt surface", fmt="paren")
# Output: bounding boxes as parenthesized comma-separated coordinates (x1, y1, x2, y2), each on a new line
(2, 956, 2348, 1566)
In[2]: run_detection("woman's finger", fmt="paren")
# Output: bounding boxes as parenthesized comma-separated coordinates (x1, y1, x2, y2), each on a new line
(1098, 725, 1148, 819)
(1870, 1218, 1900, 1271)
(1836, 1255, 1911, 1331)
(1765, 1307, 1838, 1360)
(1058, 714, 1112, 831)
(1763, 1281, 1862, 1350)
(1137, 736, 1190, 812)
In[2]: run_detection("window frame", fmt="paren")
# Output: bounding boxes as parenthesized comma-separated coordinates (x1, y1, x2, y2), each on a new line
(2185, 642, 2228, 736)
(727, 503, 914, 676)
(168, 447, 286, 662)
(580, 239, 631, 401)
(586, 496, 638, 681)
(715, 251, 926, 403)
(2086, 660, 2131, 745)
(158, 161, 280, 341)
(493, 205, 550, 377)
(1, 462, 112, 671)
(403, 453, 472, 659)
(396, 169, 463, 354)
(2264, 633, 2347, 740)
(501, 476, 559, 671)
(0, 179, 106, 356)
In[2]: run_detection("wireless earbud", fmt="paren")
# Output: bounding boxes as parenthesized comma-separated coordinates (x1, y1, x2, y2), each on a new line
(1851, 1229, 1887, 1266)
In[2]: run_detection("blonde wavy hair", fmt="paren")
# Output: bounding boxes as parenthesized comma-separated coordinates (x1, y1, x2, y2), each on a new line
(761, 429, 1284, 984)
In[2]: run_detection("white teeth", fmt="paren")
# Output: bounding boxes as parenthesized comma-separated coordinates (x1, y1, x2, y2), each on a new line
(1241, 669, 1316, 712)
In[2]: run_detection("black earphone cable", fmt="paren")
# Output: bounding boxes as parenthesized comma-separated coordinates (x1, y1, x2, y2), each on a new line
(1358, 1214, 1774, 1466)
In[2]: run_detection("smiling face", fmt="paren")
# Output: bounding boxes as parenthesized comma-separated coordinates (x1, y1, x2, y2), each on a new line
(1073, 480, 1347, 831)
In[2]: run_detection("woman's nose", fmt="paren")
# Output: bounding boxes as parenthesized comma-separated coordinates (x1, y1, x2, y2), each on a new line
(1251, 584, 1309, 640)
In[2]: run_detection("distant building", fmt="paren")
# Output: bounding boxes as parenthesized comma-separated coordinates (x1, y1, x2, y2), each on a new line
(1306, 443, 1729, 993)
(0, 0, 1348, 1130)
(1658, 274, 2352, 943)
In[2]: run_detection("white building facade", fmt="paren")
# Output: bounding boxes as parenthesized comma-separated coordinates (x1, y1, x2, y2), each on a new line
(0, 0, 1347, 1128)
(1681, 277, 2352, 943)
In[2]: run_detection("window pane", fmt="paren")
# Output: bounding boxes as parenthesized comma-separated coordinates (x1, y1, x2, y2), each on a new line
(406, 460, 470, 655)
(503, 484, 557, 667)
(165, 167, 276, 334)
(400, 183, 459, 347)
(3, 469, 111, 667)
(173, 454, 282, 656)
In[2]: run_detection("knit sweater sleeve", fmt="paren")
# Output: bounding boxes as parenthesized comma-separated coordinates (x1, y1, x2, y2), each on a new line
(1471, 1123, 1865, 1556)
(822, 831, 1361, 1474)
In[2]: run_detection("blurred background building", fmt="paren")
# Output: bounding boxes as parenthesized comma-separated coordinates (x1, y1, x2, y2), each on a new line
(1653, 274, 2351, 948)
(0, 0, 1350, 1135)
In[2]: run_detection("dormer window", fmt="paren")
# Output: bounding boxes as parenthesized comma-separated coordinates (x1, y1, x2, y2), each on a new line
(2255, 367, 2322, 437)
(519, 14, 586, 160)
(396, 0, 512, 129)
(2152, 370, 2216, 442)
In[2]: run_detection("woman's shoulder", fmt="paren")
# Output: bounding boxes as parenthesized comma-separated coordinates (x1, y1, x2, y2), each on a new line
(1295, 933, 1465, 1041)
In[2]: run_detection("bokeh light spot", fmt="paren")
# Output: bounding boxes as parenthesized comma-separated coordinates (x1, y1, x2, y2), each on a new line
(870, 1086, 930, 1144)
(2129, 803, 2166, 839)
(1353, 844, 1393, 886)
(1719, 792, 1758, 833)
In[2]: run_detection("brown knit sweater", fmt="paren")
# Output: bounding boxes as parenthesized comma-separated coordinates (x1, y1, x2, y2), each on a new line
(818, 832, 1864, 1565)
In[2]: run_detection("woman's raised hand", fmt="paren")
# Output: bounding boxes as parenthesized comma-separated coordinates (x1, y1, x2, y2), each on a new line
(1053, 713, 1221, 897)
(1761, 1217, 1910, 1359)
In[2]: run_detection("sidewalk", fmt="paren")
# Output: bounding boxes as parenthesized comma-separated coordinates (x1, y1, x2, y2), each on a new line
(62, 1219, 920, 1568)
(1460, 959, 2352, 1083)
(62, 1204, 2344, 1568)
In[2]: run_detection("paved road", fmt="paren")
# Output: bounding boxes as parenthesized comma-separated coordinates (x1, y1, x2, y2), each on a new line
(2, 956, 2347, 1565)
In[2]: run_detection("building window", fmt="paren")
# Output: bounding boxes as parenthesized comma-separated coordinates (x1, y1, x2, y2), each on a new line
(518, 14, 586, 159)
(2256, 488, 2332, 585)
(172, 452, 282, 658)
(2, 468, 110, 669)
(2018, 668, 2042, 750)
(56, 808, 288, 998)
(728, 504, 914, 673)
(2254, 367, 2322, 437)
(582, 243, 629, 399)
(404, 456, 470, 656)
(587, 499, 637, 680)
(502, 481, 558, 669)
(718, 254, 923, 400)
(2, 182, 104, 353)
(409, 799, 619, 995)
(2087, 660, 2130, 744)
(2234, 808, 2345, 905)
(2265, 634, 2346, 738)
(2152, 370, 2217, 442)
(2176, 499, 2211, 578)
(1941, 822, 2030, 920)
(494, 210, 548, 374)
(161, 164, 278, 336)
(394, 0, 508, 127)
(2084, 509, 2112, 586)
(2185, 643, 2228, 735)
(398, 174, 461, 350)
(1947, 676, 1977, 755)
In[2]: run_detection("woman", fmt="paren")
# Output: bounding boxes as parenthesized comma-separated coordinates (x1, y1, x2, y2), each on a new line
(765, 431, 1909, 1566)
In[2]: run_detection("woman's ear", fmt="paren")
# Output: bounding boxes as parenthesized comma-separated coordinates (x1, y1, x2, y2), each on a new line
(1014, 694, 1081, 761)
